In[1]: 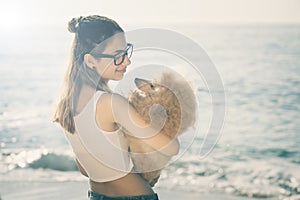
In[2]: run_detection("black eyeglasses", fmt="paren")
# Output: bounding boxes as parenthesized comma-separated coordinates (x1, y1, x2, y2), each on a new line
(92, 43, 133, 66)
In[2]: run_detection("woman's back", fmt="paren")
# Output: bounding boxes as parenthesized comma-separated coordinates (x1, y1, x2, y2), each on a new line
(72, 86, 155, 196)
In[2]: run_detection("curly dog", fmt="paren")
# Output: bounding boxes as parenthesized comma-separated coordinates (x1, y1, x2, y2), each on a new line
(126, 71, 196, 186)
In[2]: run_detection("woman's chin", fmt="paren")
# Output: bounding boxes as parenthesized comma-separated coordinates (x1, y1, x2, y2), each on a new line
(113, 75, 124, 81)
(115, 72, 126, 79)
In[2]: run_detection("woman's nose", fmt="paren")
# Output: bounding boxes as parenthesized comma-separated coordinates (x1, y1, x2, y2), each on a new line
(123, 55, 131, 66)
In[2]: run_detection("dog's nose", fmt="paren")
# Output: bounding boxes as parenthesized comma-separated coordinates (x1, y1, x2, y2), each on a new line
(134, 78, 150, 88)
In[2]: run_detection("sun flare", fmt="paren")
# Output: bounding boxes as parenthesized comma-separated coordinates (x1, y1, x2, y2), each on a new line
(0, 3, 23, 31)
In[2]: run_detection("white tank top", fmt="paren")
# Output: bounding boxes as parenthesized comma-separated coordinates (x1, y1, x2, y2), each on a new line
(65, 90, 133, 182)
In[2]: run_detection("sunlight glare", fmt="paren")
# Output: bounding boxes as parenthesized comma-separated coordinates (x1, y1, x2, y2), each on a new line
(0, 2, 23, 31)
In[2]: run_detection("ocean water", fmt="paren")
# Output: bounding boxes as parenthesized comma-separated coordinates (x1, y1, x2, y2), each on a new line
(0, 24, 300, 199)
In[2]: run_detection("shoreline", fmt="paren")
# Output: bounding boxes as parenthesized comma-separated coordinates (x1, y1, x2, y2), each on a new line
(0, 181, 276, 200)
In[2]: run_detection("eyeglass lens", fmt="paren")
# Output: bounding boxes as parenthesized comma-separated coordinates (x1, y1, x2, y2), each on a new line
(115, 44, 133, 65)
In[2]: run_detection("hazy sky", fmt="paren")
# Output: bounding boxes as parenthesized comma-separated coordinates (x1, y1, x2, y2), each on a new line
(1, 0, 300, 30)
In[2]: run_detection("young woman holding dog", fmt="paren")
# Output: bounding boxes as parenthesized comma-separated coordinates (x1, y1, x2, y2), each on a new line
(53, 15, 179, 200)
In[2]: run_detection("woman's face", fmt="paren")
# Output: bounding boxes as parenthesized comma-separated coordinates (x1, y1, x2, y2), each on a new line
(92, 33, 131, 82)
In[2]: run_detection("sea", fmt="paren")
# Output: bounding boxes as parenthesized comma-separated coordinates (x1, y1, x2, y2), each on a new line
(0, 23, 300, 199)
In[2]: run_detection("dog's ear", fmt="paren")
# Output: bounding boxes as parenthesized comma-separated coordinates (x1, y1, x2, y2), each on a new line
(159, 71, 197, 132)
(159, 72, 176, 88)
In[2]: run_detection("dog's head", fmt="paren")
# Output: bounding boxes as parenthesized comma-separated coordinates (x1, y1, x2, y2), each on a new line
(129, 72, 197, 135)
(132, 78, 171, 101)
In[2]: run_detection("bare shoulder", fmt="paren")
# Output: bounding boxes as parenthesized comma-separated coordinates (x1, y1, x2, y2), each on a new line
(96, 92, 127, 108)
(94, 93, 118, 131)
(95, 93, 129, 130)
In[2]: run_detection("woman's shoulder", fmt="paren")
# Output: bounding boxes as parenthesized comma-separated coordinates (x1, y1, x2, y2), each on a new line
(96, 92, 127, 106)
(95, 92, 129, 118)
(95, 92, 130, 131)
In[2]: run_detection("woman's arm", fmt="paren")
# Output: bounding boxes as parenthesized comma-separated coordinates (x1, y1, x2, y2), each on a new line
(97, 93, 179, 156)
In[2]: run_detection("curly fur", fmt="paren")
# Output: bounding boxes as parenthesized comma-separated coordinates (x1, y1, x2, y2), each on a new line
(127, 71, 196, 186)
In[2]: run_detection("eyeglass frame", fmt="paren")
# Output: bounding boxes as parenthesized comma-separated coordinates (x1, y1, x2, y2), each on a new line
(91, 43, 133, 66)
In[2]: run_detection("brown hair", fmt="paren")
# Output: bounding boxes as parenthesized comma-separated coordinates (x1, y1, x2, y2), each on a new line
(53, 15, 124, 133)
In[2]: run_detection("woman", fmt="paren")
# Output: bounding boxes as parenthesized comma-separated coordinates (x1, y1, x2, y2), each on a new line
(53, 15, 179, 200)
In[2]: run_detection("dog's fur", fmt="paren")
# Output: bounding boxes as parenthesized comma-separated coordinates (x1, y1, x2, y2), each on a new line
(126, 72, 196, 186)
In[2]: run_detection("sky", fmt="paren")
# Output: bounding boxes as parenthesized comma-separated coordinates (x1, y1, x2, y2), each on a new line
(0, 0, 300, 30)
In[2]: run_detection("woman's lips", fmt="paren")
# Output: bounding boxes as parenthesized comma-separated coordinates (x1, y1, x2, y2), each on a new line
(116, 68, 126, 73)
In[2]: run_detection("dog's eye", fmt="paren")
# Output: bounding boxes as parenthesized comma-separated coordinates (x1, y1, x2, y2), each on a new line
(150, 83, 155, 89)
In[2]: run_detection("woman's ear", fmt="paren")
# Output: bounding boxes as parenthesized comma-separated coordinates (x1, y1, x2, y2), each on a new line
(83, 54, 97, 69)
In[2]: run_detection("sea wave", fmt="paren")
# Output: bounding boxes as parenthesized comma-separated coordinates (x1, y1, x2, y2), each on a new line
(1, 147, 300, 199)
(158, 154, 300, 199)
(0, 148, 77, 173)
(28, 153, 78, 171)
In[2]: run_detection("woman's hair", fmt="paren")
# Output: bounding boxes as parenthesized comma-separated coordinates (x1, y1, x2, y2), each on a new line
(53, 15, 124, 134)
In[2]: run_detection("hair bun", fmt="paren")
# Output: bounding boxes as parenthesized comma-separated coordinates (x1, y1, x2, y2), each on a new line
(68, 16, 83, 33)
